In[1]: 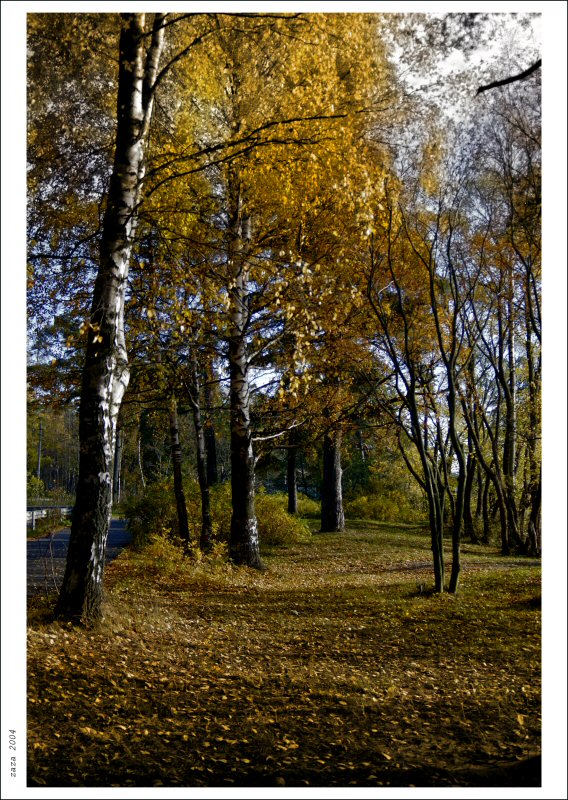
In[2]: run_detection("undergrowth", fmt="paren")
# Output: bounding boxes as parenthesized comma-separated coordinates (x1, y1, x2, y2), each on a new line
(124, 481, 312, 550)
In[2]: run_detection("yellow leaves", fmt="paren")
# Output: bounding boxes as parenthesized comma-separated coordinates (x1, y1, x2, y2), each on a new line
(79, 726, 112, 742)
(275, 737, 299, 752)
(27, 526, 541, 788)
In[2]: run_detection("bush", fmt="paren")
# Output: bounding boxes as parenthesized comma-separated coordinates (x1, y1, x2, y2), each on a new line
(124, 480, 312, 551)
(255, 490, 311, 545)
(27, 472, 46, 501)
(345, 491, 424, 525)
(123, 480, 180, 548)
(296, 493, 320, 519)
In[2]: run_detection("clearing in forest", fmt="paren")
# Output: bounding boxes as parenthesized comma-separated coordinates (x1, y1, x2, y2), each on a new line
(27, 520, 541, 788)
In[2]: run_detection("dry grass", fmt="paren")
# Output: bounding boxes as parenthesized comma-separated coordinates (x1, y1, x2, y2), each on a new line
(27, 521, 541, 788)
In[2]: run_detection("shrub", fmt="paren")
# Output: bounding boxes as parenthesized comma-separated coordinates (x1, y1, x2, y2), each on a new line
(255, 490, 311, 545)
(296, 493, 320, 519)
(345, 491, 424, 524)
(27, 472, 46, 500)
(123, 480, 179, 548)
(124, 480, 311, 551)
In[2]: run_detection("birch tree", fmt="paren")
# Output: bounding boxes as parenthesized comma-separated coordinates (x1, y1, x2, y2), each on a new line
(55, 14, 167, 622)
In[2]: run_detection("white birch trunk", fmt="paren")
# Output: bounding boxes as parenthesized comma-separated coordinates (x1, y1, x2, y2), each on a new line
(226, 176, 263, 568)
(56, 14, 166, 622)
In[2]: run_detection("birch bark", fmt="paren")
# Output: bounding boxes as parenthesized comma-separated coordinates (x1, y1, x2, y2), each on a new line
(55, 14, 166, 622)
(226, 171, 263, 568)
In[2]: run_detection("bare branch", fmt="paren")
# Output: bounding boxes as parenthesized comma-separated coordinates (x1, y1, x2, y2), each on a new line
(476, 59, 541, 95)
(252, 420, 303, 443)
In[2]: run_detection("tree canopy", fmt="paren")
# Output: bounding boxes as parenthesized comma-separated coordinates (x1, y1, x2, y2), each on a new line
(20, 11, 545, 623)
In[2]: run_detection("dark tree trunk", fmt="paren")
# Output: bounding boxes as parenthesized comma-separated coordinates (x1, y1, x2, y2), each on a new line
(189, 357, 214, 553)
(475, 463, 484, 520)
(395, 421, 444, 592)
(112, 426, 123, 505)
(227, 317, 262, 566)
(320, 431, 345, 532)
(55, 14, 166, 623)
(499, 295, 524, 552)
(481, 472, 491, 543)
(448, 459, 465, 594)
(518, 443, 531, 539)
(495, 479, 510, 555)
(140, 408, 162, 485)
(229, 429, 261, 566)
(447, 379, 465, 594)
(203, 372, 219, 487)
(527, 470, 541, 556)
(420, 416, 446, 593)
(137, 432, 146, 489)
(427, 484, 445, 593)
(287, 429, 298, 515)
(463, 450, 478, 543)
(169, 398, 191, 551)
(524, 298, 541, 553)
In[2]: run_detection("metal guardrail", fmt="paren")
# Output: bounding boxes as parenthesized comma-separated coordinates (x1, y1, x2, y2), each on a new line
(27, 506, 74, 530)
(27, 498, 74, 508)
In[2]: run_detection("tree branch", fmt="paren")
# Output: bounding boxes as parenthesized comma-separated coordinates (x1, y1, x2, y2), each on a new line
(476, 59, 541, 95)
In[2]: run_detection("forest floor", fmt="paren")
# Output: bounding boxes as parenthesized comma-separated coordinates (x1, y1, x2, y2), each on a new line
(27, 520, 541, 789)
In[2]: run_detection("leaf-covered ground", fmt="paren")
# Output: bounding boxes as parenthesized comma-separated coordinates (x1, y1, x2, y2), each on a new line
(27, 521, 541, 788)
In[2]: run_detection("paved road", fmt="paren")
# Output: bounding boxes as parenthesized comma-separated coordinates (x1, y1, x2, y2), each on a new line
(27, 519, 132, 598)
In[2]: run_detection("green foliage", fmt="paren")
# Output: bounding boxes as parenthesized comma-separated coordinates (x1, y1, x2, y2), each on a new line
(124, 480, 312, 551)
(26, 406, 79, 497)
(134, 535, 190, 579)
(27, 472, 46, 500)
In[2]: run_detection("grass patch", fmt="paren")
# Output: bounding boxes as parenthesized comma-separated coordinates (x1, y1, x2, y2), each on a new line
(27, 521, 541, 788)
